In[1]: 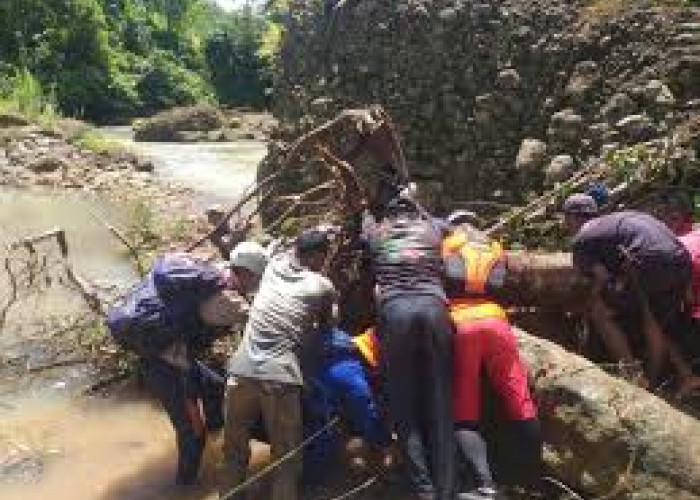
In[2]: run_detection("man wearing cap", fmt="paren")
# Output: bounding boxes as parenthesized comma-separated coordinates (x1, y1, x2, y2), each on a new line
(110, 242, 267, 486)
(562, 195, 693, 389)
(222, 228, 337, 500)
(561, 192, 600, 236)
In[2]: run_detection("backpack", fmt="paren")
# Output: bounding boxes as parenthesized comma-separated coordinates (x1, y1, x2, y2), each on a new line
(106, 254, 225, 357)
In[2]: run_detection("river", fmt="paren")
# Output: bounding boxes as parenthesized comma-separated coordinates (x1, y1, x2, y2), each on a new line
(0, 129, 268, 500)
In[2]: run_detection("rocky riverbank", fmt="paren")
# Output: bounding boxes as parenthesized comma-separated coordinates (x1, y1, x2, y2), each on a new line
(0, 114, 211, 241)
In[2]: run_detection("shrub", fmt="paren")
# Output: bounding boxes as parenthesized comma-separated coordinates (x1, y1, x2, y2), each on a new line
(136, 51, 213, 115)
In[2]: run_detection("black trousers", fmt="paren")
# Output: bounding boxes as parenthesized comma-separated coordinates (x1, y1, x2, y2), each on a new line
(377, 295, 455, 500)
(141, 359, 224, 484)
(456, 419, 542, 490)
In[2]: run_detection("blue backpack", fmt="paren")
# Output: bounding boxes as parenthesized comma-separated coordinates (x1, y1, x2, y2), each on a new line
(106, 254, 225, 357)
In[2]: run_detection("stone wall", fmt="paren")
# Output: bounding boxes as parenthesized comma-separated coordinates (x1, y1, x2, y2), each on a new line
(266, 0, 700, 208)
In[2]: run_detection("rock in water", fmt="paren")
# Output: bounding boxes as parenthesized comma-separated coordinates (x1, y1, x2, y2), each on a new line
(517, 329, 700, 500)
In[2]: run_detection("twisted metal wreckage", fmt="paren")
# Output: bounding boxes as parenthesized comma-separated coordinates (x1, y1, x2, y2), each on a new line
(3, 107, 700, 499)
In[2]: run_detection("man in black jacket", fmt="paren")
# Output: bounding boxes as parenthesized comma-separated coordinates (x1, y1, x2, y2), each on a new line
(361, 178, 454, 500)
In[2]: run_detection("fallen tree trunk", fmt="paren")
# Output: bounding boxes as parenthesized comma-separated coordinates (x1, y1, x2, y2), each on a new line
(500, 251, 589, 309)
(516, 329, 700, 500)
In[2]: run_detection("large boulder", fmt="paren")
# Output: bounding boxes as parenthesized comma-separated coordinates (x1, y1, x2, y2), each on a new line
(515, 139, 548, 172)
(133, 105, 224, 142)
(517, 330, 700, 500)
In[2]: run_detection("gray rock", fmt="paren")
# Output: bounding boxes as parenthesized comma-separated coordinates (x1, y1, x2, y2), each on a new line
(548, 109, 585, 144)
(616, 114, 656, 141)
(565, 60, 601, 101)
(600, 143, 621, 157)
(545, 154, 575, 183)
(496, 68, 521, 91)
(0, 113, 31, 128)
(474, 93, 497, 123)
(598, 93, 637, 123)
(134, 158, 154, 173)
(653, 83, 676, 108)
(515, 138, 548, 171)
(26, 156, 68, 173)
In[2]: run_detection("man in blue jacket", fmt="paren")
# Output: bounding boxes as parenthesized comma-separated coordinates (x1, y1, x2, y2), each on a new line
(108, 243, 267, 485)
(301, 327, 391, 485)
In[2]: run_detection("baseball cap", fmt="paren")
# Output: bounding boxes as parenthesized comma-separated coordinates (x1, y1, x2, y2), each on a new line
(562, 193, 598, 216)
(229, 241, 268, 276)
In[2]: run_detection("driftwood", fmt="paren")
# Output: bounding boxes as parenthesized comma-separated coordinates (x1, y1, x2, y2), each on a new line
(517, 329, 700, 500)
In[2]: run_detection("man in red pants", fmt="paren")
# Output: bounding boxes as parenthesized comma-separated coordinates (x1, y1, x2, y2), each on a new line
(442, 220, 541, 500)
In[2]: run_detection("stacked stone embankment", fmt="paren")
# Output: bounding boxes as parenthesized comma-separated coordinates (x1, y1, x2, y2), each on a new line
(264, 0, 700, 215)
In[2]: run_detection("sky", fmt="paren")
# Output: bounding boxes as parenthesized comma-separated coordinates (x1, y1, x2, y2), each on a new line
(214, 0, 260, 11)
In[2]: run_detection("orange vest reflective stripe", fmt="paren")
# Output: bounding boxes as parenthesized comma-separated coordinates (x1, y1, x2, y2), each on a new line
(449, 299, 507, 324)
(442, 232, 504, 295)
(352, 328, 381, 368)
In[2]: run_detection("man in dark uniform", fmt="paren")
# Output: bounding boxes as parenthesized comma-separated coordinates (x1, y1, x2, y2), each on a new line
(362, 189, 454, 500)
(563, 195, 693, 389)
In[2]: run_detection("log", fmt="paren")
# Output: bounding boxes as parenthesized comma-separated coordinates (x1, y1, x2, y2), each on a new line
(499, 251, 589, 309)
(517, 329, 700, 500)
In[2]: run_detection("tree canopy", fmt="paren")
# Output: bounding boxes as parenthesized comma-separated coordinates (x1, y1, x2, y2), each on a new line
(0, 0, 278, 122)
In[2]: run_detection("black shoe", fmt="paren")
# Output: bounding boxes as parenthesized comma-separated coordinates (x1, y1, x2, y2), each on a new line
(457, 486, 498, 500)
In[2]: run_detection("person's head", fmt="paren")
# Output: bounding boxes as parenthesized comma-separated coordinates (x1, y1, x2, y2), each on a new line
(295, 227, 332, 273)
(229, 241, 268, 293)
(562, 193, 598, 235)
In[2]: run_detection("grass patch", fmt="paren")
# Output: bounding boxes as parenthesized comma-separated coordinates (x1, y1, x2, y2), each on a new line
(71, 127, 124, 155)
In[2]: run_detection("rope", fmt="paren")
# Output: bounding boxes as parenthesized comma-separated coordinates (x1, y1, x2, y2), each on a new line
(220, 416, 341, 500)
(314, 475, 379, 500)
(543, 476, 587, 500)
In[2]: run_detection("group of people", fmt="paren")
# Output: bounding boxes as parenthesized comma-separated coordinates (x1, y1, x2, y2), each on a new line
(107, 170, 544, 500)
(107, 172, 700, 500)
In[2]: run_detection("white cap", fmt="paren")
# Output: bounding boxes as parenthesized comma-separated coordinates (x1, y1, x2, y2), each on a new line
(229, 241, 268, 276)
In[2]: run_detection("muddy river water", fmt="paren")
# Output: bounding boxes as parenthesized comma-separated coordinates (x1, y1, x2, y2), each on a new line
(0, 130, 267, 499)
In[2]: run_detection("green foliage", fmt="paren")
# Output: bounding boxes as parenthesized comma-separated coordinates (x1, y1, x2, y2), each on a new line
(125, 198, 160, 252)
(0, 68, 59, 123)
(0, 0, 275, 122)
(136, 51, 213, 114)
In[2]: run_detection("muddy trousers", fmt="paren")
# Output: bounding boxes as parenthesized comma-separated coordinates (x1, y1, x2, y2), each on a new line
(222, 377, 302, 500)
(377, 295, 455, 500)
(140, 359, 224, 485)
